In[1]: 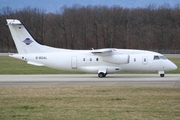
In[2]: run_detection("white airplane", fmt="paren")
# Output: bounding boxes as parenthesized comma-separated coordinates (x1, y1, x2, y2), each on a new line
(6, 19, 177, 78)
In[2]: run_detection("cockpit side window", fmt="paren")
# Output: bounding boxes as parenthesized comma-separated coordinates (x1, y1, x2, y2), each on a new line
(154, 56, 160, 60)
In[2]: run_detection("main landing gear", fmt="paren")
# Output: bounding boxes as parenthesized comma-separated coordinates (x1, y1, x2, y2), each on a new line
(98, 72, 107, 78)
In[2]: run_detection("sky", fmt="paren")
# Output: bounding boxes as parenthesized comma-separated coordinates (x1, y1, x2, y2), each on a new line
(0, 0, 180, 13)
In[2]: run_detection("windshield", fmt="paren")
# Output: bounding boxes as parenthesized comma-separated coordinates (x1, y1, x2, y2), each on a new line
(154, 55, 167, 60)
(159, 56, 167, 60)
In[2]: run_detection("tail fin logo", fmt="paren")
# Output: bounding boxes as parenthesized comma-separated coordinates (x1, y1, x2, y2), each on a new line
(23, 38, 33, 45)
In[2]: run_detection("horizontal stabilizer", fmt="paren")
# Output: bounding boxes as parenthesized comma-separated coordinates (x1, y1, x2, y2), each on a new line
(27, 61, 44, 66)
(7, 19, 21, 25)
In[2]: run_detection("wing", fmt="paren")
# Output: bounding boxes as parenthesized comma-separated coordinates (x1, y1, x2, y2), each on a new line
(91, 48, 116, 56)
(91, 48, 130, 64)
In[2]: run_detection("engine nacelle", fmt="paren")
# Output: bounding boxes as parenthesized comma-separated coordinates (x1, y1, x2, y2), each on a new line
(103, 54, 130, 64)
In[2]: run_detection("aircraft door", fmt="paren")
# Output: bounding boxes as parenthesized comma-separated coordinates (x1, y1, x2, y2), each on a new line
(142, 56, 148, 65)
(71, 56, 77, 69)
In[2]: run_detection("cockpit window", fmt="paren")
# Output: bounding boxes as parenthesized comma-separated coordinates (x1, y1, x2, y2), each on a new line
(154, 56, 160, 60)
(159, 56, 167, 60)
(154, 55, 167, 60)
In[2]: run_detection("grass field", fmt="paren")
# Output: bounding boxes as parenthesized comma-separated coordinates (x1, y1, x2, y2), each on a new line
(0, 86, 180, 120)
(0, 56, 179, 74)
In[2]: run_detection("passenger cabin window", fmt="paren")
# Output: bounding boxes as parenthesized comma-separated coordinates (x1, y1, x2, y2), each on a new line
(154, 55, 166, 60)
(96, 58, 99, 61)
(144, 58, 147, 62)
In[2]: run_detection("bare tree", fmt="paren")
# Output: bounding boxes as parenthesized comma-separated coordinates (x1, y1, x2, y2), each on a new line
(0, 5, 180, 53)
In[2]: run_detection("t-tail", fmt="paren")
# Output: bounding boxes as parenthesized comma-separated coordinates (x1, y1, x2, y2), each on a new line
(7, 19, 44, 54)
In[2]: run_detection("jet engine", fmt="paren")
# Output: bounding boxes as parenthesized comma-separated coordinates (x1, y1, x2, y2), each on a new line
(103, 54, 130, 64)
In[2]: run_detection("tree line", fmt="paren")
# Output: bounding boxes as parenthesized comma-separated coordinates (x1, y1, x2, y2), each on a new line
(0, 4, 180, 53)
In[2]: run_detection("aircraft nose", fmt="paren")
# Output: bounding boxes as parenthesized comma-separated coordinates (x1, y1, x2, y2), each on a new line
(169, 61, 177, 70)
(172, 63, 177, 70)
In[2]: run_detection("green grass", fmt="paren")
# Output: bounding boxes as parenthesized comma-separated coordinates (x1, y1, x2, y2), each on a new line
(0, 56, 179, 74)
(0, 86, 179, 120)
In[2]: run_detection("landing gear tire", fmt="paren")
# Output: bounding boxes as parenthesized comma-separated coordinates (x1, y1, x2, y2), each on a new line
(160, 74, 165, 77)
(98, 72, 106, 78)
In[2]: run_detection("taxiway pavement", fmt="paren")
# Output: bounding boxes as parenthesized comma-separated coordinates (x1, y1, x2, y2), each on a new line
(0, 74, 180, 86)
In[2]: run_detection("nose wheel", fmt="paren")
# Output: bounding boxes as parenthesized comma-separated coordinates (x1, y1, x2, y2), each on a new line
(158, 71, 165, 77)
(160, 74, 165, 77)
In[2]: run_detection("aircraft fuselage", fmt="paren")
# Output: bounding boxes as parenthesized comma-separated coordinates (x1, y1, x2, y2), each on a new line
(10, 49, 177, 77)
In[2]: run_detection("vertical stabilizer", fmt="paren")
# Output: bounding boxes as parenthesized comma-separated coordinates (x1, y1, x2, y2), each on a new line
(7, 19, 42, 54)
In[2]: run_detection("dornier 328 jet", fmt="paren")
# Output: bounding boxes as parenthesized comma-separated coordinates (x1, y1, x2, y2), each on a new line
(6, 19, 177, 78)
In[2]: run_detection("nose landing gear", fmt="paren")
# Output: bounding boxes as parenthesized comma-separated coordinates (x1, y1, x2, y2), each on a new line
(160, 74, 165, 77)
(158, 71, 165, 77)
